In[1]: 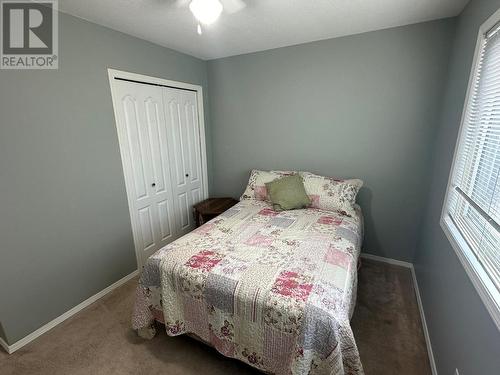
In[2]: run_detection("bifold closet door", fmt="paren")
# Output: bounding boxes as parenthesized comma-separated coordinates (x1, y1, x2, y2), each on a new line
(163, 87, 204, 237)
(112, 80, 177, 264)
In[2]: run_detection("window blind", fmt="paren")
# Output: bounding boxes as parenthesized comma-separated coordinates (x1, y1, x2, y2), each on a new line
(446, 23, 500, 291)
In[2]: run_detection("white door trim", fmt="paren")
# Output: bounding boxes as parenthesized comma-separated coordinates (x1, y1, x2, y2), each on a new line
(107, 68, 209, 268)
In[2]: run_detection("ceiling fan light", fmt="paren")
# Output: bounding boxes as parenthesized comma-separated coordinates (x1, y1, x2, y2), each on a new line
(189, 0, 223, 25)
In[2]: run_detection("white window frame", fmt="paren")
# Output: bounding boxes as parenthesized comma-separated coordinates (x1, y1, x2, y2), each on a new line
(441, 7, 500, 331)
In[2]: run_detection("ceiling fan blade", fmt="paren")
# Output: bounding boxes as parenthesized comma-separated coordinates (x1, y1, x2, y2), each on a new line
(174, 0, 190, 8)
(221, 0, 246, 14)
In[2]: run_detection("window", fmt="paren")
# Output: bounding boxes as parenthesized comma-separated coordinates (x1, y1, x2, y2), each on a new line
(442, 9, 500, 330)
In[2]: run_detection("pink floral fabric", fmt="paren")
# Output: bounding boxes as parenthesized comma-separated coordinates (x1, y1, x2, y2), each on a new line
(240, 170, 295, 201)
(132, 199, 364, 375)
(272, 270, 314, 301)
(301, 172, 363, 217)
(185, 250, 223, 272)
(240, 170, 363, 217)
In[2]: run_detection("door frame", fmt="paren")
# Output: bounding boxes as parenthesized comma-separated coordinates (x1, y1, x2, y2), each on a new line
(107, 68, 209, 268)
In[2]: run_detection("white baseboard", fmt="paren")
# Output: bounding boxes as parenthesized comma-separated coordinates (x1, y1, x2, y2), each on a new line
(0, 336, 9, 353)
(360, 253, 438, 375)
(409, 265, 438, 375)
(2, 269, 139, 354)
(360, 252, 413, 268)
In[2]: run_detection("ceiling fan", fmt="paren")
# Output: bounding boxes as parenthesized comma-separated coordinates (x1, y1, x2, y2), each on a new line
(175, 0, 246, 34)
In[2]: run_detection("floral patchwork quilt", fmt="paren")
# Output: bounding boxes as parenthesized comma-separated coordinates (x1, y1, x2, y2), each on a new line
(132, 199, 364, 374)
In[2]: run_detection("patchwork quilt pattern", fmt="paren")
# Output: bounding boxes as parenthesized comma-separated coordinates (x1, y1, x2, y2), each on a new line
(132, 199, 364, 374)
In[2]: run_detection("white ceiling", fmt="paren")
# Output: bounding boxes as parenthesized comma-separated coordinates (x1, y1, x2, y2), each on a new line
(60, 0, 469, 60)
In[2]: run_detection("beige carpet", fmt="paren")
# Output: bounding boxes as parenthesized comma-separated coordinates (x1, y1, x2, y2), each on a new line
(0, 259, 431, 375)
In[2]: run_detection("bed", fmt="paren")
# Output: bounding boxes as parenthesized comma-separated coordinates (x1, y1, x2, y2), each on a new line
(132, 192, 364, 374)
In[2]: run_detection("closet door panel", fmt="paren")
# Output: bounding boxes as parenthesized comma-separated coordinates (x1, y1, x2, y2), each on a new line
(170, 99, 189, 187)
(145, 99, 167, 194)
(157, 199, 173, 240)
(112, 76, 207, 267)
(164, 88, 204, 235)
(143, 95, 176, 247)
(138, 206, 155, 250)
(184, 93, 202, 186)
(191, 188, 202, 208)
(165, 93, 191, 232)
(178, 192, 190, 230)
(122, 96, 149, 201)
(112, 80, 177, 265)
(181, 90, 203, 207)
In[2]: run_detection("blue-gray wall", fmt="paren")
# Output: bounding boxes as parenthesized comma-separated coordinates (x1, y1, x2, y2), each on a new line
(207, 19, 456, 262)
(0, 12, 210, 345)
(0, 323, 6, 345)
(414, 0, 500, 373)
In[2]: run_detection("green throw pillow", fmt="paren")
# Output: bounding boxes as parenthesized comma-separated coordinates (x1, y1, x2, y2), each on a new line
(265, 174, 311, 211)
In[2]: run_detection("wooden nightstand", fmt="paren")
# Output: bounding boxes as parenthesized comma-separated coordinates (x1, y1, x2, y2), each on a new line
(193, 198, 239, 227)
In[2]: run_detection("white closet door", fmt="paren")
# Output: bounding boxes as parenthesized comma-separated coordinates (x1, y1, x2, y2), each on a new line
(112, 80, 176, 265)
(163, 88, 204, 236)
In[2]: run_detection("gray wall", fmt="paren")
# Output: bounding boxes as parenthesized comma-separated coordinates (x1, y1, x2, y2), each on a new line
(0, 12, 210, 345)
(207, 19, 456, 262)
(414, 0, 500, 373)
(0, 323, 6, 344)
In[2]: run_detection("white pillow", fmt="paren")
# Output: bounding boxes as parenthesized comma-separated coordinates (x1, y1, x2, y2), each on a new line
(241, 170, 363, 216)
(240, 170, 295, 201)
(301, 172, 363, 216)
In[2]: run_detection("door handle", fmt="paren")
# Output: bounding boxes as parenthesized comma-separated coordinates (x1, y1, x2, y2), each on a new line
(151, 183, 156, 187)
(185, 174, 189, 177)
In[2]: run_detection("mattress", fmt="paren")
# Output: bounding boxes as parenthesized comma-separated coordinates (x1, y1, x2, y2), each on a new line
(132, 199, 364, 374)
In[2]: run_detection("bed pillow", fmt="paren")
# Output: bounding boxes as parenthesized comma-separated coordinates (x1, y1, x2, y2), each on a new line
(301, 172, 363, 216)
(265, 174, 311, 211)
(240, 169, 295, 201)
